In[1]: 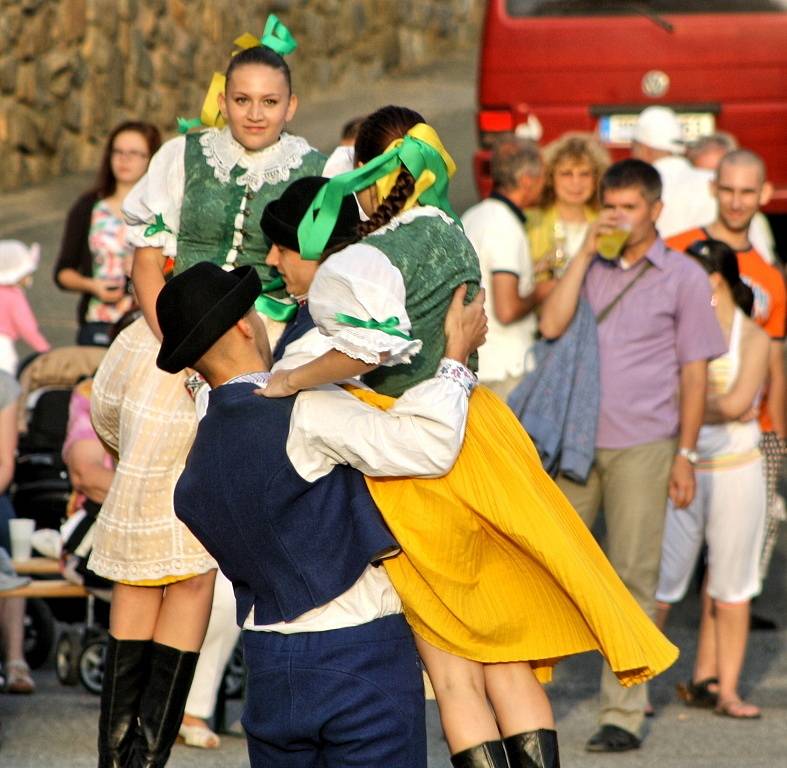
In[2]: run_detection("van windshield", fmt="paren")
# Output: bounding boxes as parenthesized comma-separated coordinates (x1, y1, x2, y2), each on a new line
(507, 1, 787, 15)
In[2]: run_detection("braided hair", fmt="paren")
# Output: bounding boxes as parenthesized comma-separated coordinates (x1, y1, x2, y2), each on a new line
(354, 105, 425, 237)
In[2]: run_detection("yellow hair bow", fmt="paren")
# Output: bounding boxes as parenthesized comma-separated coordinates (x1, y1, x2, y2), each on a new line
(375, 123, 457, 213)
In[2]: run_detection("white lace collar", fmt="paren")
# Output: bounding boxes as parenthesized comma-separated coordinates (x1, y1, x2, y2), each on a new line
(368, 205, 457, 237)
(199, 128, 313, 192)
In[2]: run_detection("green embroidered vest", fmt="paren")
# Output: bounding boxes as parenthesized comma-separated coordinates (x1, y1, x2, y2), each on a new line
(362, 215, 481, 398)
(177, 133, 325, 286)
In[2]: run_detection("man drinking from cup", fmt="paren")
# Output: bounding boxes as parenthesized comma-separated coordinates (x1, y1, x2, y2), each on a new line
(539, 159, 726, 753)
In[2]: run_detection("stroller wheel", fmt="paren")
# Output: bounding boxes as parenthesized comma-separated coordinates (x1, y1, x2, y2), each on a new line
(78, 639, 106, 695)
(23, 598, 56, 670)
(55, 628, 82, 686)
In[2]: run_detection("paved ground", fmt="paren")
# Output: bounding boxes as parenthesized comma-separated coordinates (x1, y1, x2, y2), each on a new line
(1, 50, 786, 767)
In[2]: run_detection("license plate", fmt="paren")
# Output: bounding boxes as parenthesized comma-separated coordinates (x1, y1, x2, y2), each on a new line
(598, 112, 716, 145)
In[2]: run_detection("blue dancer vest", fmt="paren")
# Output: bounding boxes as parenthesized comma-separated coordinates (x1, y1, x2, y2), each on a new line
(174, 382, 397, 626)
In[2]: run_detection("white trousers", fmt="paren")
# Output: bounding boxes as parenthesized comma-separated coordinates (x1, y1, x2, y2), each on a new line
(185, 569, 241, 719)
(657, 457, 766, 604)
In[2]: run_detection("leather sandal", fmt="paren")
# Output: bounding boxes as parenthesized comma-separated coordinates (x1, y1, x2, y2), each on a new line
(676, 677, 719, 708)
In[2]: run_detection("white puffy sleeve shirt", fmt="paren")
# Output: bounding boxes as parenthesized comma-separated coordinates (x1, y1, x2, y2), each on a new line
(122, 135, 186, 257)
(308, 243, 423, 366)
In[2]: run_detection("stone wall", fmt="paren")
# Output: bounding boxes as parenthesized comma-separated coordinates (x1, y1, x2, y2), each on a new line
(0, 0, 482, 191)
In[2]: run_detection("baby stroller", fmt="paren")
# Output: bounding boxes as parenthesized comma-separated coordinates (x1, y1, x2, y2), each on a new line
(10, 346, 108, 677)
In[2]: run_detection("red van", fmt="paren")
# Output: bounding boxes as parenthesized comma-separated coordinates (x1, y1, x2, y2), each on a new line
(475, 0, 787, 223)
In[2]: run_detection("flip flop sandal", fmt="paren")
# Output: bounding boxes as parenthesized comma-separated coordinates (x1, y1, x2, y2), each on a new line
(714, 700, 762, 719)
(676, 677, 719, 708)
(178, 723, 221, 749)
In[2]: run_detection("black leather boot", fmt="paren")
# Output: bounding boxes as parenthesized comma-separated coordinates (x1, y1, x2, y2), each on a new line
(131, 642, 199, 768)
(97, 636, 152, 768)
(451, 740, 510, 767)
(503, 729, 560, 768)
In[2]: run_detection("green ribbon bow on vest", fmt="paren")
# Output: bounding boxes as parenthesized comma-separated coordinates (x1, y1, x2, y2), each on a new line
(176, 117, 203, 134)
(334, 313, 412, 341)
(143, 214, 172, 237)
(296, 133, 459, 262)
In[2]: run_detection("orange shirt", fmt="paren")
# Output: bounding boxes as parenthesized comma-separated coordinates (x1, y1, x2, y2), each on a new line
(668, 227, 786, 432)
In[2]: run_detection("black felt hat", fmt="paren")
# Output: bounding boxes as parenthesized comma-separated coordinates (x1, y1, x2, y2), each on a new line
(261, 176, 361, 254)
(156, 263, 261, 373)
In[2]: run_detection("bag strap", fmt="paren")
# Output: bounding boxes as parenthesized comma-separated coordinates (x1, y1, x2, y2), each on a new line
(595, 261, 654, 325)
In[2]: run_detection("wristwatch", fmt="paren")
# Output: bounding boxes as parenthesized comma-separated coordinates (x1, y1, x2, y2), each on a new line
(677, 447, 698, 465)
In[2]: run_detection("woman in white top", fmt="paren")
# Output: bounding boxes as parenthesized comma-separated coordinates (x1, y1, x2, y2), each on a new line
(656, 238, 769, 719)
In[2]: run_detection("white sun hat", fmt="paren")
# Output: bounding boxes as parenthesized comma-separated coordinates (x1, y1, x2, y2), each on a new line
(0, 240, 41, 286)
(632, 106, 685, 155)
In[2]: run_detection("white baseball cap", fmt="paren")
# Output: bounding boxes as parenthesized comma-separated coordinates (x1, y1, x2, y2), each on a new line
(632, 106, 685, 154)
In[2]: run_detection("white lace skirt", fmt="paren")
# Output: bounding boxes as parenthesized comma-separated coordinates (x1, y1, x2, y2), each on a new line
(87, 318, 216, 582)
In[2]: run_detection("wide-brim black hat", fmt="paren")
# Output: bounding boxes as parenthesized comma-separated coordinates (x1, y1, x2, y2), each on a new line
(156, 263, 261, 373)
(261, 175, 360, 254)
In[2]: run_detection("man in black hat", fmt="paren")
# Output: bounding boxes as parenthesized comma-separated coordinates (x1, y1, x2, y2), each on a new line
(156, 260, 485, 768)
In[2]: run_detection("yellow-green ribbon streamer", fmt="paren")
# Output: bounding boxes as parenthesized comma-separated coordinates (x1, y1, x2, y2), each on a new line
(297, 125, 459, 261)
(144, 214, 172, 237)
(234, 14, 298, 56)
(334, 313, 412, 341)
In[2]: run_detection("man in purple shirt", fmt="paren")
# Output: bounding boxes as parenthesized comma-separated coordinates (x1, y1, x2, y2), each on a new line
(540, 159, 725, 753)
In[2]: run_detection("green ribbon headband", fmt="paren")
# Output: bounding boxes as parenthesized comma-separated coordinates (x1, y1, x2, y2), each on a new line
(296, 134, 459, 262)
(335, 313, 412, 341)
(143, 214, 172, 237)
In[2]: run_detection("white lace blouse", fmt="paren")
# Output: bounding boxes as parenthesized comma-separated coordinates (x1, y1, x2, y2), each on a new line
(122, 128, 316, 257)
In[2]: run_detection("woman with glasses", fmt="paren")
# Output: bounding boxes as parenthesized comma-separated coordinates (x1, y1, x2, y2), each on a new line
(656, 238, 769, 720)
(54, 121, 161, 346)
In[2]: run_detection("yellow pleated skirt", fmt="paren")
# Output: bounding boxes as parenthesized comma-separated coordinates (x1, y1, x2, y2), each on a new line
(351, 385, 679, 686)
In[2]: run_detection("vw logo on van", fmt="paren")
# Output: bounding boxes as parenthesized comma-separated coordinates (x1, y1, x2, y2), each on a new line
(642, 70, 670, 98)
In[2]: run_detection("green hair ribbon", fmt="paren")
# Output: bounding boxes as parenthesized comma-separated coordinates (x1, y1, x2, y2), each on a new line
(296, 133, 459, 262)
(234, 14, 297, 57)
(334, 313, 412, 341)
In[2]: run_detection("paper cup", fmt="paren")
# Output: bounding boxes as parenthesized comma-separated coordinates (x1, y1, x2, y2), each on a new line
(9, 518, 35, 561)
